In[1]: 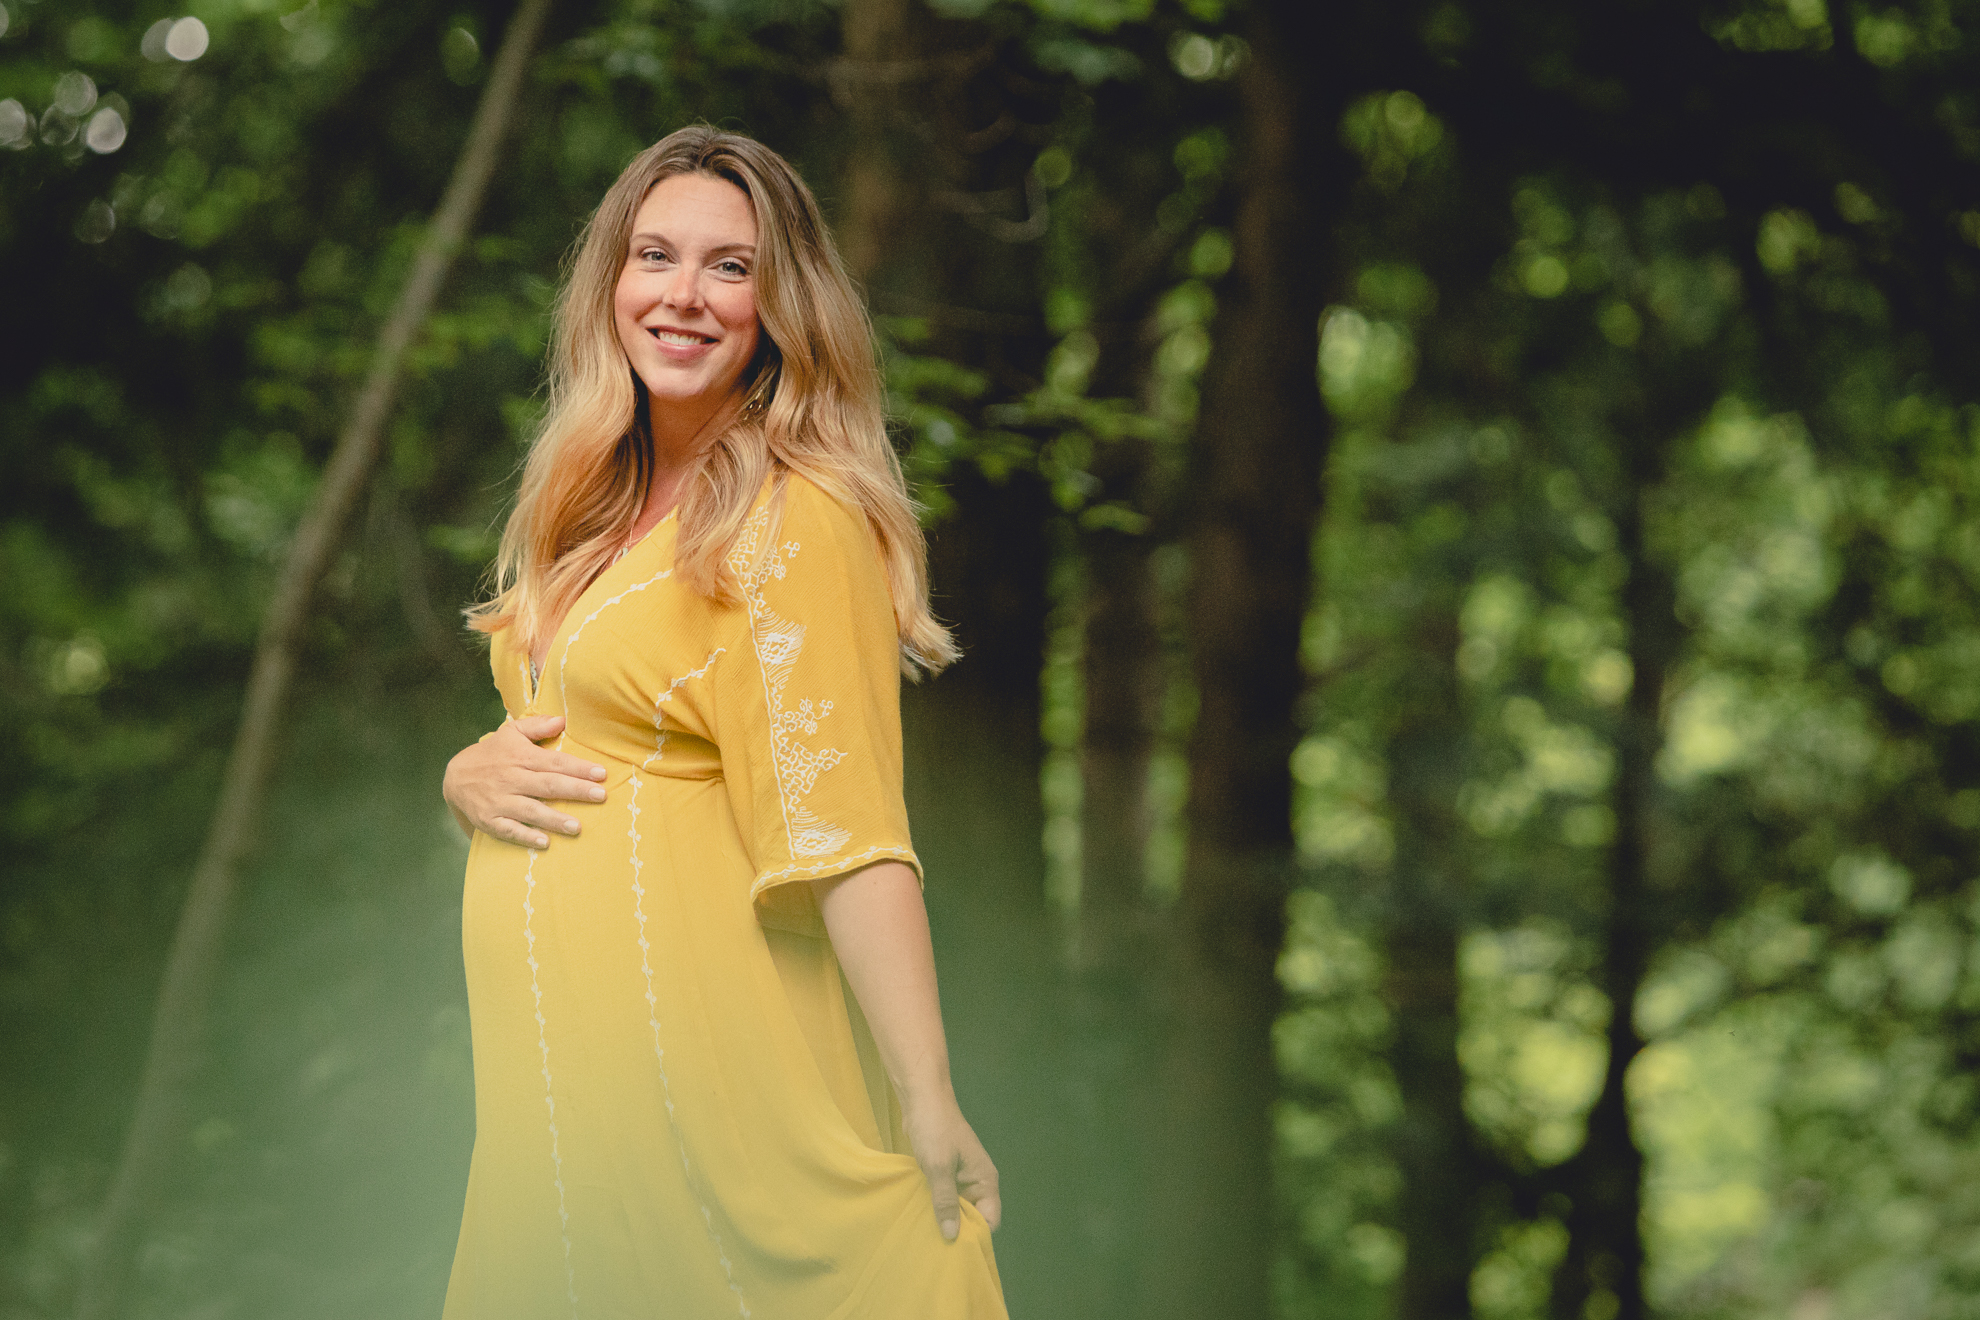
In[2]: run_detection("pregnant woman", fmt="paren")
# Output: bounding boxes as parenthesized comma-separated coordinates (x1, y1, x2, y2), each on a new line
(438, 126, 1005, 1318)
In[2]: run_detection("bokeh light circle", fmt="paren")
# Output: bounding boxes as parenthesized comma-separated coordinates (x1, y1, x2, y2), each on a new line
(165, 17, 210, 61)
(52, 72, 98, 117)
(141, 18, 175, 61)
(85, 108, 127, 154)
(75, 200, 116, 245)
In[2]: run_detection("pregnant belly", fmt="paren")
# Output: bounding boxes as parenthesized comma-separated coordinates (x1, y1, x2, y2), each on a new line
(459, 774, 757, 1003)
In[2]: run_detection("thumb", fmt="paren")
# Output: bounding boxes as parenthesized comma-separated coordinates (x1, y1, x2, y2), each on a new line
(925, 1151, 961, 1242)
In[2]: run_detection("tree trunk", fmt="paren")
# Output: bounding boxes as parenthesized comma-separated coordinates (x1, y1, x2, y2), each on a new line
(1079, 528, 1164, 931)
(834, 0, 914, 285)
(1057, 524, 1166, 1317)
(1384, 613, 1483, 1320)
(73, 3, 552, 1313)
(1145, 0, 1331, 1314)
(830, 0, 1052, 706)
(1552, 445, 1678, 1320)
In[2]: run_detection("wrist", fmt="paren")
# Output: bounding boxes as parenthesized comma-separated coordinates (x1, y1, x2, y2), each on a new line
(893, 1067, 957, 1113)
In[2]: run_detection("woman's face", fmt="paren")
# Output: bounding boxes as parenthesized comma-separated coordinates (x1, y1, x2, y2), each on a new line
(614, 173, 762, 416)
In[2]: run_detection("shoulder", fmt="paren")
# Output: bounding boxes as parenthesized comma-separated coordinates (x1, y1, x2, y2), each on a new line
(778, 473, 881, 565)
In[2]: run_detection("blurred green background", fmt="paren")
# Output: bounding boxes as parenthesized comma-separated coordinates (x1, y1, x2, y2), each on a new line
(7, 0, 1980, 1317)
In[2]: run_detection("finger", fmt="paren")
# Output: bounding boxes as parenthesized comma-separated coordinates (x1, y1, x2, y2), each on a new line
(505, 798, 583, 837)
(925, 1152, 961, 1243)
(489, 816, 551, 850)
(526, 752, 608, 785)
(512, 714, 567, 743)
(517, 771, 608, 804)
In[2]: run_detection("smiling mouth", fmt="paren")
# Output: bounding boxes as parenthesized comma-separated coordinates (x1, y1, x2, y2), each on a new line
(649, 328, 716, 346)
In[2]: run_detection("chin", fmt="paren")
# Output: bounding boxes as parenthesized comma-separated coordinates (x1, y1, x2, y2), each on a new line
(645, 379, 730, 407)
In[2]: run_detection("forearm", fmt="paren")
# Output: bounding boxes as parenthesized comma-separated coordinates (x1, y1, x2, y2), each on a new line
(812, 861, 954, 1108)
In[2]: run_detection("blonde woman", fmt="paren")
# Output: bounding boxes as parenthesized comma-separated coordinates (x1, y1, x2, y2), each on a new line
(439, 126, 1005, 1318)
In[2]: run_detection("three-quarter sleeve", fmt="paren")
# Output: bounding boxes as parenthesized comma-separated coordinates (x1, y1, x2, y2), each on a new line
(715, 479, 921, 935)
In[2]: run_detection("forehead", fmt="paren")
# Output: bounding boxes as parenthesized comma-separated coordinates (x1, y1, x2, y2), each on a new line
(631, 173, 757, 244)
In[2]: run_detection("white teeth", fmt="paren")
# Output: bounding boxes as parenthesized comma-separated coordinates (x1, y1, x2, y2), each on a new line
(652, 330, 710, 346)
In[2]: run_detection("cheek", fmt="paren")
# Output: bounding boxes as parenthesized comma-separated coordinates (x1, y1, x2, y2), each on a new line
(718, 288, 759, 341)
(612, 274, 642, 329)
(612, 278, 654, 362)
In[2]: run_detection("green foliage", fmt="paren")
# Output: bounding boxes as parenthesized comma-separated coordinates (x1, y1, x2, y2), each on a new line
(10, 0, 1980, 1317)
(1279, 5, 1980, 1311)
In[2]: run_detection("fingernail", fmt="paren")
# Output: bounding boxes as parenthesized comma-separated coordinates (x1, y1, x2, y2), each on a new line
(590, 787, 606, 802)
(533, 835, 548, 849)
(591, 767, 606, 780)
(564, 818, 580, 833)
(941, 1220, 957, 1241)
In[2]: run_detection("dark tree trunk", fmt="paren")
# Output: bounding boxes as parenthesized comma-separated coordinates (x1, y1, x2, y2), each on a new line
(1061, 523, 1167, 1317)
(1079, 529, 1163, 939)
(833, 0, 1053, 717)
(1389, 924, 1477, 1316)
(1384, 613, 1484, 1320)
(1145, 1, 1333, 1314)
(1552, 430, 1680, 1320)
(834, 0, 914, 285)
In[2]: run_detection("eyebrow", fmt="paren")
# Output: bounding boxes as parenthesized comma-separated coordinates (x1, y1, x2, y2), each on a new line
(628, 231, 757, 257)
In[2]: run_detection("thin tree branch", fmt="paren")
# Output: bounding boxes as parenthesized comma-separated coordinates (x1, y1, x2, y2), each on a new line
(72, 0, 553, 1313)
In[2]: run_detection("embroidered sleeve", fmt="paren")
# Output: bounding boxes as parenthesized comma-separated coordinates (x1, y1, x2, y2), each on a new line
(716, 480, 921, 935)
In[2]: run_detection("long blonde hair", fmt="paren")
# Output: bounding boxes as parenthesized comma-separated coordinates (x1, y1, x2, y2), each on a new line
(467, 125, 956, 676)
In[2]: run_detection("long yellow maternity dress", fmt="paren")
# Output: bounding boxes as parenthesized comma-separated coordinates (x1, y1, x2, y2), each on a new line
(443, 475, 1006, 1320)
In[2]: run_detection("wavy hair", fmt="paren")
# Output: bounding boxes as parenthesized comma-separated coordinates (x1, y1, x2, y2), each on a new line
(466, 125, 956, 676)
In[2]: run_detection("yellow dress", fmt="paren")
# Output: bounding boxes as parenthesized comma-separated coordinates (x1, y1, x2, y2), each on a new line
(443, 476, 1006, 1319)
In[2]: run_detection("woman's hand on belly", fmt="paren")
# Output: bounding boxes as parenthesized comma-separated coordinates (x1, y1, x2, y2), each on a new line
(443, 714, 608, 849)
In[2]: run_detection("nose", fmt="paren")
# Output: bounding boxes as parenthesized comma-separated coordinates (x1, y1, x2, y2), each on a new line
(660, 262, 702, 313)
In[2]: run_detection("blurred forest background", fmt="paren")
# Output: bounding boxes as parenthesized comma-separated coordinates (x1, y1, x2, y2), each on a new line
(7, 0, 1980, 1317)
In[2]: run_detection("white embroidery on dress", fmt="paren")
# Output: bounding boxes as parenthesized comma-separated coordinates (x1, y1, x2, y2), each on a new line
(627, 648, 751, 1318)
(748, 844, 921, 898)
(639, 649, 725, 773)
(729, 507, 852, 865)
(521, 845, 578, 1314)
(556, 569, 674, 731)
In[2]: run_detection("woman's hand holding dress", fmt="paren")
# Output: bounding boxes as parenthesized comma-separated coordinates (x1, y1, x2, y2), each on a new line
(900, 1089, 1003, 1246)
(443, 714, 608, 849)
(816, 860, 1003, 1243)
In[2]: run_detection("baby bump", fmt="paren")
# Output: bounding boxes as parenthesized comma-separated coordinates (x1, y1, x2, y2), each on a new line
(457, 772, 765, 1079)
(461, 769, 746, 927)
(454, 779, 759, 1189)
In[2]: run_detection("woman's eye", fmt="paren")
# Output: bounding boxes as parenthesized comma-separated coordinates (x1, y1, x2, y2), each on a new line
(718, 260, 749, 277)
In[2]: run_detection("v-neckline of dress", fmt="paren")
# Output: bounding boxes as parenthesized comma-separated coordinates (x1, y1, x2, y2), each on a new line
(524, 510, 677, 710)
